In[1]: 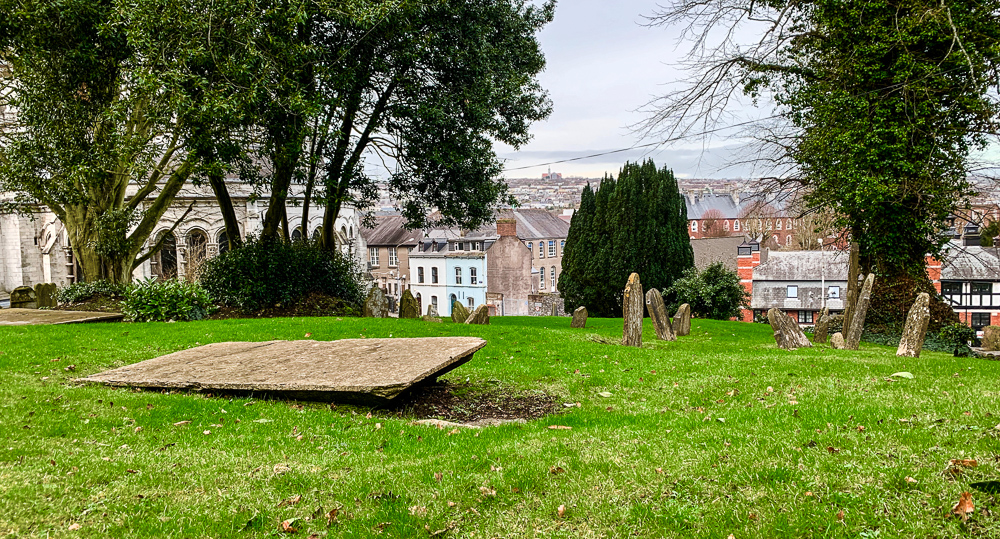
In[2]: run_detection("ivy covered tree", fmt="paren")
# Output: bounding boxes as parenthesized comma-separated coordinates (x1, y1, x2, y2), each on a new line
(558, 160, 694, 317)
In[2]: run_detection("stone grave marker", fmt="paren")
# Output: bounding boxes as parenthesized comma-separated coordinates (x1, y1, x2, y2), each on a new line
(399, 290, 420, 319)
(844, 273, 875, 350)
(10, 286, 37, 309)
(427, 304, 439, 318)
(451, 301, 470, 323)
(363, 286, 389, 318)
(645, 288, 676, 341)
(768, 308, 812, 350)
(465, 305, 490, 325)
(0, 309, 124, 325)
(570, 306, 588, 328)
(79, 337, 487, 405)
(672, 303, 691, 337)
(34, 283, 57, 309)
(981, 325, 1000, 351)
(830, 332, 846, 349)
(813, 307, 830, 344)
(622, 273, 643, 347)
(896, 293, 930, 357)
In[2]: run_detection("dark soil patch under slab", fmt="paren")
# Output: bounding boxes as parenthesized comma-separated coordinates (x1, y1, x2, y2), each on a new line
(389, 382, 563, 423)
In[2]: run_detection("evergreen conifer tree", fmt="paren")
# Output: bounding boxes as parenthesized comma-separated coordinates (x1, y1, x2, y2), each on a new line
(558, 160, 693, 316)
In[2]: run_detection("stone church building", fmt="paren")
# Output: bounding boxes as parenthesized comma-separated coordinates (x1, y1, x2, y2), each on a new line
(0, 182, 366, 292)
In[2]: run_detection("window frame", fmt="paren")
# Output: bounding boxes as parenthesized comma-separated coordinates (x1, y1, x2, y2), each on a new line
(798, 310, 814, 324)
(828, 285, 840, 299)
(417, 267, 425, 283)
(388, 247, 398, 267)
(787, 285, 798, 298)
(470, 267, 478, 285)
(971, 312, 991, 328)
(548, 240, 555, 257)
(368, 247, 379, 267)
(942, 282, 962, 295)
(431, 267, 438, 284)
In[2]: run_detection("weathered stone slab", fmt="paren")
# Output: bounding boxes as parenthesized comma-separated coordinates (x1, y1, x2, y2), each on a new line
(0, 308, 124, 326)
(451, 302, 470, 324)
(79, 337, 487, 405)
(814, 307, 830, 344)
(10, 286, 37, 309)
(622, 273, 642, 347)
(843, 244, 861, 334)
(981, 325, 1000, 352)
(427, 304, 439, 318)
(465, 305, 490, 325)
(363, 287, 389, 318)
(570, 306, 588, 328)
(645, 288, 676, 341)
(421, 315, 443, 323)
(399, 290, 420, 319)
(844, 273, 875, 350)
(672, 303, 691, 337)
(897, 293, 930, 357)
(34, 283, 58, 309)
(768, 308, 812, 350)
(830, 332, 846, 349)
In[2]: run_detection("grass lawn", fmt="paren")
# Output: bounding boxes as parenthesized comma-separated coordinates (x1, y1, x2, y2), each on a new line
(1, 315, 998, 538)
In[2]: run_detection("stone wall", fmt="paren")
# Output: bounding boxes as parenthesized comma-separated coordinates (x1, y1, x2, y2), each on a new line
(528, 292, 567, 317)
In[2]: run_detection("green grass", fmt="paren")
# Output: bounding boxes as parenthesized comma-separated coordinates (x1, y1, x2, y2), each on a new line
(1, 316, 998, 538)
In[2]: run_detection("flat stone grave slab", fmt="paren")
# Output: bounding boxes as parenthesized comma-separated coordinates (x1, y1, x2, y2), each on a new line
(79, 337, 487, 405)
(0, 308, 124, 326)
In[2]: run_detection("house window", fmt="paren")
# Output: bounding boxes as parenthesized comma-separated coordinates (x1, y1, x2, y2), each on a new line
(540, 270, 545, 289)
(455, 267, 462, 285)
(786, 234, 792, 246)
(798, 310, 814, 324)
(776, 219, 782, 230)
(942, 282, 962, 295)
(724, 220, 730, 231)
(787, 285, 798, 298)
(388, 248, 398, 267)
(828, 286, 840, 299)
(431, 295, 438, 308)
(539, 242, 545, 258)
(972, 312, 991, 328)
(551, 266, 556, 287)
(691, 221, 698, 232)
(972, 282, 991, 294)
(431, 267, 438, 284)
(468, 297, 475, 308)
(527, 242, 533, 257)
(560, 240, 565, 252)
(787, 219, 792, 229)
(734, 220, 740, 231)
(470, 267, 478, 285)
(417, 267, 425, 283)
(766, 219, 772, 230)
(548, 240, 555, 257)
(369, 247, 379, 268)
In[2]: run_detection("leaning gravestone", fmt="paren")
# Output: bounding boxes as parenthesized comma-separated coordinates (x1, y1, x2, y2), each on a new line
(645, 288, 676, 341)
(622, 273, 643, 347)
(672, 303, 691, 337)
(981, 325, 1000, 352)
(465, 305, 490, 325)
(896, 293, 930, 357)
(830, 332, 846, 349)
(399, 290, 420, 319)
(813, 307, 831, 344)
(427, 304, 439, 318)
(768, 308, 813, 350)
(10, 286, 37, 309)
(363, 287, 389, 318)
(451, 301, 470, 324)
(570, 306, 588, 328)
(844, 273, 875, 350)
(34, 283, 57, 309)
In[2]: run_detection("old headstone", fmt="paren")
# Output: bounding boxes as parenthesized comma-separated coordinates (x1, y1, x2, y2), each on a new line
(896, 293, 930, 357)
(813, 307, 830, 344)
(672, 303, 691, 337)
(464, 304, 490, 325)
(645, 288, 676, 341)
(362, 286, 389, 318)
(34, 283, 57, 308)
(570, 306, 588, 328)
(844, 273, 875, 350)
(399, 289, 420, 319)
(427, 304, 439, 318)
(843, 243, 861, 333)
(451, 301, 470, 324)
(622, 273, 643, 347)
(767, 308, 813, 350)
(421, 315, 443, 323)
(10, 286, 37, 309)
(830, 332, 846, 349)
(981, 325, 1000, 351)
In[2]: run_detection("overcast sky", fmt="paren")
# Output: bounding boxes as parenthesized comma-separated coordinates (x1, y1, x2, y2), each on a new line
(496, 0, 757, 180)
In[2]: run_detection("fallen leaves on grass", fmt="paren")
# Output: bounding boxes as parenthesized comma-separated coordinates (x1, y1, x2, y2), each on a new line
(280, 518, 298, 533)
(326, 508, 339, 525)
(68, 523, 81, 530)
(434, 472, 443, 482)
(906, 477, 918, 484)
(826, 446, 840, 454)
(950, 459, 978, 468)
(550, 466, 565, 475)
(173, 421, 190, 426)
(950, 491, 974, 521)
(548, 425, 571, 430)
(479, 486, 496, 497)
(277, 494, 302, 508)
(557, 504, 566, 518)
(836, 509, 844, 521)
(409, 505, 427, 517)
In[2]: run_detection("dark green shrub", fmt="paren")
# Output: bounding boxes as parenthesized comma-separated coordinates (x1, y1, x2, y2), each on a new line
(198, 238, 364, 313)
(57, 280, 126, 304)
(664, 262, 749, 320)
(938, 323, 977, 357)
(121, 279, 214, 322)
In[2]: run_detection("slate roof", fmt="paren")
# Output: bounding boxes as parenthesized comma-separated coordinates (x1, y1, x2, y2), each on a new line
(361, 215, 420, 247)
(691, 236, 744, 271)
(941, 244, 1000, 280)
(684, 191, 795, 220)
(503, 209, 570, 240)
(753, 250, 849, 281)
